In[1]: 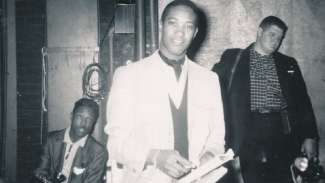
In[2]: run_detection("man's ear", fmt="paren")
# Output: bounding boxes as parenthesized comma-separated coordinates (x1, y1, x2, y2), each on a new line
(159, 21, 162, 33)
(158, 21, 162, 43)
(193, 27, 198, 38)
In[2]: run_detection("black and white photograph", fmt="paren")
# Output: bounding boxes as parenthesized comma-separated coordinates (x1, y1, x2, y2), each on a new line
(0, 0, 325, 183)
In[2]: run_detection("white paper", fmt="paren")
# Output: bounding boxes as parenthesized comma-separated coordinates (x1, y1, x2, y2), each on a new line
(177, 149, 234, 183)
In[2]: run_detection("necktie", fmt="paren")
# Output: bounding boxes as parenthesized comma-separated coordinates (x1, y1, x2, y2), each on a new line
(159, 51, 185, 80)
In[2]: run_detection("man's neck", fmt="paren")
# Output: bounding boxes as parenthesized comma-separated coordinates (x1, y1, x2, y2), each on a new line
(68, 129, 87, 144)
(158, 50, 185, 62)
(253, 43, 272, 56)
(69, 131, 79, 143)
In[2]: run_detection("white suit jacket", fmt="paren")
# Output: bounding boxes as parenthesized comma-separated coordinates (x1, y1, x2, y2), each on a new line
(105, 51, 225, 183)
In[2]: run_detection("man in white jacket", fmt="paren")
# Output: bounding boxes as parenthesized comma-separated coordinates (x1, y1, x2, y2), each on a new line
(105, 0, 225, 182)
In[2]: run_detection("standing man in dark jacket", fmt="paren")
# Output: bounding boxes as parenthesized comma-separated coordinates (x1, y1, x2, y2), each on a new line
(213, 16, 319, 183)
(33, 98, 108, 183)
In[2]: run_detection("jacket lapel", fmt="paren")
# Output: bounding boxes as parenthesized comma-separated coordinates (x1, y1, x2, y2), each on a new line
(54, 131, 66, 174)
(232, 47, 251, 113)
(230, 47, 252, 153)
(57, 143, 66, 173)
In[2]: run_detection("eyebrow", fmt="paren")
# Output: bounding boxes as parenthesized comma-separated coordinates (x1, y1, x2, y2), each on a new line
(166, 17, 195, 24)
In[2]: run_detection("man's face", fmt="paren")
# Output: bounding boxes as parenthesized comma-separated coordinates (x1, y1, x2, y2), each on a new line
(257, 25, 284, 55)
(70, 106, 96, 141)
(160, 5, 198, 60)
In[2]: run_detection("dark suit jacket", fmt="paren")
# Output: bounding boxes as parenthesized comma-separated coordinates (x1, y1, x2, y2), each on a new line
(34, 129, 108, 183)
(212, 44, 319, 156)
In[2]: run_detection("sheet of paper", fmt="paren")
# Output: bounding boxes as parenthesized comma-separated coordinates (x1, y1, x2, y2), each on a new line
(194, 166, 228, 183)
(177, 149, 234, 183)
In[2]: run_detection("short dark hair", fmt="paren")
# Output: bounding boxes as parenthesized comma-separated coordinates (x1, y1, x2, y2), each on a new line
(161, 0, 199, 26)
(72, 98, 99, 120)
(259, 16, 288, 33)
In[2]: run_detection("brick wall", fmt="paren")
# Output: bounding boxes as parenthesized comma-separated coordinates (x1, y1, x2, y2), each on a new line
(16, 0, 46, 182)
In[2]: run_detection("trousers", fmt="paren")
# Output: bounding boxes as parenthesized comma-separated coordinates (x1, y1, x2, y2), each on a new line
(239, 112, 295, 183)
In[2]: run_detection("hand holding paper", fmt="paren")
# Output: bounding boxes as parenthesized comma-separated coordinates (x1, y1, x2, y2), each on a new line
(199, 151, 215, 166)
(177, 149, 234, 183)
(155, 150, 196, 179)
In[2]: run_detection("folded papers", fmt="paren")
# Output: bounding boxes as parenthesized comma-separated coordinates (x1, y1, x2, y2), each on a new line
(178, 149, 234, 183)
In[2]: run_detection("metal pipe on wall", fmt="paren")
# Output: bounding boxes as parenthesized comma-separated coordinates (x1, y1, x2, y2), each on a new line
(135, 0, 145, 60)
(149, 0, 159, 54)
(108, 25, 114, 87)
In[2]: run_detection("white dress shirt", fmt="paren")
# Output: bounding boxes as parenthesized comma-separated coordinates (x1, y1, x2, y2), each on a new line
(159, 57, 188, 108)
(61, 127, 88, 183)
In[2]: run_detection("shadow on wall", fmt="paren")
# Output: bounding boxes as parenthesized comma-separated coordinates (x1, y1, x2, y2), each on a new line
(305, 0, 325, 32)
(187, 5, 207, 61)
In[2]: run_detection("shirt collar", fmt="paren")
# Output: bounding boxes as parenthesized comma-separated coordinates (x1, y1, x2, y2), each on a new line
(158, 50, 185, 67)
(251, 43, 274, 60)
(63, 127, 88, 147)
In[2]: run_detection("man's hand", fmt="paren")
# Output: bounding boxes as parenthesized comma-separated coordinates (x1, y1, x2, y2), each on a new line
(301, 138, 317, 159)
(199, 151, 215, 166)
(32, 170, 50, 183)
(34, 170, 47, 178)
(155, 150, 195, 179)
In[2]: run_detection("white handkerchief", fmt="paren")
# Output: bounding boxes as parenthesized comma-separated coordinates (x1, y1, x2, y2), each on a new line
(287, 70, 295, 74)
(73, 167, 85, 175)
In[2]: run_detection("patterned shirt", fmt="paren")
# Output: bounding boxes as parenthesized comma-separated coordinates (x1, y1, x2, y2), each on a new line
(250, 48, 287, 111)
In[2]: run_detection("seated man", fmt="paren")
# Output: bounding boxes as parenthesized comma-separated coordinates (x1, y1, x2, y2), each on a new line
(33, 98, 108, 183)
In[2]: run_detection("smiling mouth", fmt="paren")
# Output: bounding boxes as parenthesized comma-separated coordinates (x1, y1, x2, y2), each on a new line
(173, 39, 184, 45)
(78, 128, 85, 133)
